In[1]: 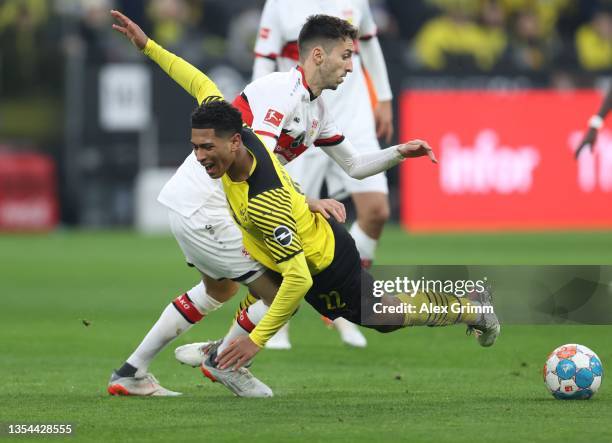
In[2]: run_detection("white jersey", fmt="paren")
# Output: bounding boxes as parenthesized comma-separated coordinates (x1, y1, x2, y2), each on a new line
(158, 152, 264, 282)
(233, 66, 344, 164)
(253, 0, 381, 134)
(157, 152, 227, 217)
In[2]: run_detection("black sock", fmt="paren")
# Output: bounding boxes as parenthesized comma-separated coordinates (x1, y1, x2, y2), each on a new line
(116, 362, 138, 378)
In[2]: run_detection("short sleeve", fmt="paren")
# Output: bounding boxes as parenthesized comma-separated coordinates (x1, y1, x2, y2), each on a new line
(244, 80, 292, 140)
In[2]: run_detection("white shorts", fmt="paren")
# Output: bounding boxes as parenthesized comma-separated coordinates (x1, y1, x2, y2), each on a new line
(285, 144, 389, 200)
(168, 206, 264, 284)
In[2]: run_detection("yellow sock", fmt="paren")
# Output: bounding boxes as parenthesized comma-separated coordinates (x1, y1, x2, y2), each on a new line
(234, 291, 259, 318)
(395, 291, 479, 326)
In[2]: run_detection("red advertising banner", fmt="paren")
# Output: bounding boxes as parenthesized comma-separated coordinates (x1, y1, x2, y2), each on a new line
(0, 152, 59, 231)
(400, 90, 612, 231)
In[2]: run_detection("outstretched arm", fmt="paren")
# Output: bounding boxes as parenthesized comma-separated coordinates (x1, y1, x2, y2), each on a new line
(110, 10, 223, 104)
(576, 87, 612, 159)
(320, 138, 437, 180)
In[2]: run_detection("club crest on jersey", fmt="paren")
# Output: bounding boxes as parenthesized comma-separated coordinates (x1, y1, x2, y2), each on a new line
(273, 225, 293, 246)
(264, 109, 284, 127)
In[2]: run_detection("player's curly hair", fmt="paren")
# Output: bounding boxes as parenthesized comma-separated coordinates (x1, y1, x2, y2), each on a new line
(191, 100, 243, 137)
(298, 14, 358, 60)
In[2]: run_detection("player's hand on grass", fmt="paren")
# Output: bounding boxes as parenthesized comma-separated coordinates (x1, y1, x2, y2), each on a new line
(397, 139, 437, 164)
(575, 128, 597, 159)
(216, 336, 261, 370)
(307, 198, 346, 223)
(110, 10, 149, 50)
(374, 100, 394, 144)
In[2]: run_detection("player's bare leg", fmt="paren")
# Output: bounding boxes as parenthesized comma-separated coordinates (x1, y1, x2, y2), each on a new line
(108, 272, 237, 396)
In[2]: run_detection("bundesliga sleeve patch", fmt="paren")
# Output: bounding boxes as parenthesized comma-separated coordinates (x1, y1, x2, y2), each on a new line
(263, 109, 284, 128)
(273, 225, 293, 246)
(259, 27, 270, 39)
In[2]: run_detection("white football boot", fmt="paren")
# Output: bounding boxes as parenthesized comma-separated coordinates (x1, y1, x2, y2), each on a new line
(200, 343, 273, 398)
(466, 284, 501, 347)
(264, 323, 291, 350)
(175, 341, 216, 367)
(332, 317, 367, 348)
(107, 372, 181, 396)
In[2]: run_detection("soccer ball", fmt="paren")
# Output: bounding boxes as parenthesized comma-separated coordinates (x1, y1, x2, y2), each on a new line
(543, 344, 603, 400)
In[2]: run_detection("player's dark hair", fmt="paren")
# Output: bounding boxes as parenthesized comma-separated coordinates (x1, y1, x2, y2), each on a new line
(298, 14, 358, 60)
(191, 100, 243, 137)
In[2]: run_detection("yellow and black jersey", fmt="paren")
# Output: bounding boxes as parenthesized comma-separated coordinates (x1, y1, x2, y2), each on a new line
(222, 128, 335, 347)
(144, 38, 340, 346)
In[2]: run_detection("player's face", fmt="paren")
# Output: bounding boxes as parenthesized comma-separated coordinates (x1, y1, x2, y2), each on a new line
(191, 128, 240, 179)
(321, 38, 354, 90)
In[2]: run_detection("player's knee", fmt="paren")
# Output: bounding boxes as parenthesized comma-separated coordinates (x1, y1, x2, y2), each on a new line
(359, 199, 390, 228)
(203, 276, 239, 302)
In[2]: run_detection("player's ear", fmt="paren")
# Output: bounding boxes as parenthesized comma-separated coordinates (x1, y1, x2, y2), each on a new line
(312, 46, 324, 66)
(229, 132, 242, 151)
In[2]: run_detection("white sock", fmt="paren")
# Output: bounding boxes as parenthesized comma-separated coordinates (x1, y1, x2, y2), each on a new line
(218, 300, 268, 354)
(349, 223, 377, 262)
(126, 281, 221, 377)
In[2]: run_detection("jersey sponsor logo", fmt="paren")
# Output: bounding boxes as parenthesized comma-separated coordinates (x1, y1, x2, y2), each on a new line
(273, 225, 293, 247)
(259, 27, 270, 39)
(274, 134, 308, 162)
(264, 109, 284, 127)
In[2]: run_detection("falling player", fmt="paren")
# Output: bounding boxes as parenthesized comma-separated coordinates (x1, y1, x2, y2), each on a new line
(182, 100, 500, 382)
(107, 10, 434, 397)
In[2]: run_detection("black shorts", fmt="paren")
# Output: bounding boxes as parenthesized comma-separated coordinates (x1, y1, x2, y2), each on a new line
(304, 219, 375, 325)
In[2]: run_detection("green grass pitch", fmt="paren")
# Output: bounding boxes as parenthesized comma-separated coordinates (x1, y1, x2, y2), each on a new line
(1, 226, 611, 442)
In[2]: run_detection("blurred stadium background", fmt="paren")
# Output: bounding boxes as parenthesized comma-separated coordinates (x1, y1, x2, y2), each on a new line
(0, 0, 611, 231)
